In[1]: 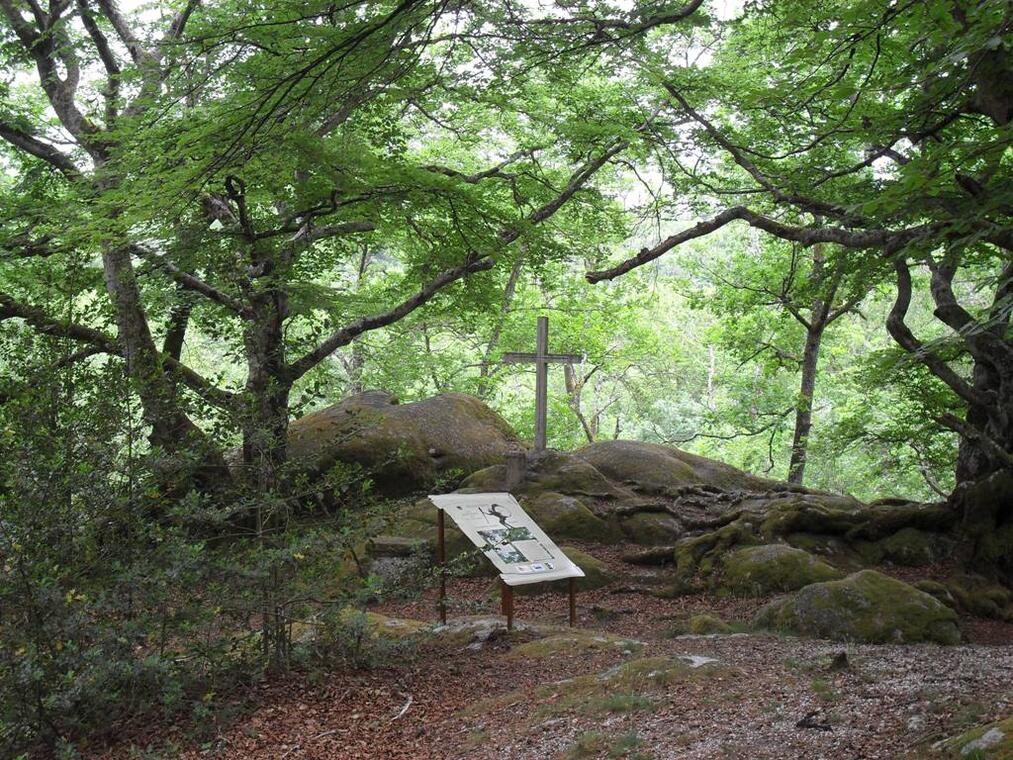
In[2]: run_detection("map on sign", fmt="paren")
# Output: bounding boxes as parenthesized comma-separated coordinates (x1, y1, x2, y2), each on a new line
(428, 493, 585, 587)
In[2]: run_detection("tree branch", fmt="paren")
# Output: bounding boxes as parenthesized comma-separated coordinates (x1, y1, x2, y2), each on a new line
(587, 206, 929, 283)
(0, 119, 81, 179)
(289, 135, 632, 380)
(663, 84, 856, 222)
(133, 245, 252, 317)
(885, 258, 991, 409)
(0, 291, 239, 410)
(286, 254, 494, 381)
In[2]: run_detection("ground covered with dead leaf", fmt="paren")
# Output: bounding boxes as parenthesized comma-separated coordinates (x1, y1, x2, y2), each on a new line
(91, 543, 1011, 760)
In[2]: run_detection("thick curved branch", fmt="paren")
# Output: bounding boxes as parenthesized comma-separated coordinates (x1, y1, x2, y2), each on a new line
(926, 253, 1013, 363)
(663, 84, 856, 222)
(0, 119, 81, 179)
(78, 0, 122, 124)
(939, 412, 1013, 470)
(0, 291, 119, 352)
(587, 206, 929, 283)
(135, 247, 252, 317)
(885, 259, 991, 409)
(95, 0, 148, 63)
(0, 291, 238, 410)
(287, 253, 494, 381)
(290, 132, 632, 380)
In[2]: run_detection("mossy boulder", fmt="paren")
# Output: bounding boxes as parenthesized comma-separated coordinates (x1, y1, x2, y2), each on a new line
(676, 613, 733, 635)
(673, 520, 757, 586)
(515, 546, 616, 595)
(935, 716, 1013, 758)
(876, 527, 940, 566)
(757, 496, 953, 542)
(283, 390, 522, 495)
(384, 498, 498, 577)
(620, 511, 683, 545)
(719, 544, 842, 597)
(521, 450, 624, 498)
(524, 492, 615, 543)
(946, 575, 1012, 620)
(575, 440, 774, 491)
(913, 579, 958, 609)
(754, 569, 961, 644)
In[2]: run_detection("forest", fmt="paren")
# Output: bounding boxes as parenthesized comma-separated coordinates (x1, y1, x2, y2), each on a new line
(1, 0, 1011, 758)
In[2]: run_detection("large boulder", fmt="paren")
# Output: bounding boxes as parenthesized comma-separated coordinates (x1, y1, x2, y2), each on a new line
(718, 544, 842, 597)
(285, 391, 522, 494)
(524, 492, 616, 543)
(754, 569, 961, 644)
(575, 440, 775, 492)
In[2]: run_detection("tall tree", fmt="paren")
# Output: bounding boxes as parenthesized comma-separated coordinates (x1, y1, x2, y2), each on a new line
(588, 0, 1013, 493)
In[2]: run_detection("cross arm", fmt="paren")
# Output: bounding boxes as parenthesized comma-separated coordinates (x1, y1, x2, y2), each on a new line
(502, 352, 583, 364)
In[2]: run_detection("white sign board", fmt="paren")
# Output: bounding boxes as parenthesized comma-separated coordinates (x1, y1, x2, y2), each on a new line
(428, 492, 585, 587)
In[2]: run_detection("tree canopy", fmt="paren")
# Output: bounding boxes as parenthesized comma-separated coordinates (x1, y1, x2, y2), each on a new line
(1, 0, 1010, 752)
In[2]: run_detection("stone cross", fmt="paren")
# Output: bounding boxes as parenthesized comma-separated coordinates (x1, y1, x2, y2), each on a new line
(502, 316, 581, 451)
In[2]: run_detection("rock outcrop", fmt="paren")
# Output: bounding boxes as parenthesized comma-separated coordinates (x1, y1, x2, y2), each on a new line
(285, 390, 522, 494)
(295, 391, 1008, 637)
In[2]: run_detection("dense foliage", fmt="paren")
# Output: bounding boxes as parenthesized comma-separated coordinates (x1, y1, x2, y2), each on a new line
(1, 0, 1009, 753)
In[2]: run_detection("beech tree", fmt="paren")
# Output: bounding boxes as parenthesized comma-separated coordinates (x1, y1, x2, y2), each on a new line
(0, 0, 661, 495)
(589, 0, 1013, 491)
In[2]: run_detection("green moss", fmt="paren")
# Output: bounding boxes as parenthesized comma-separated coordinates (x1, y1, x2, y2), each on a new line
(505, 631, 642, 660)
(335, 609, 429, 641)
(673, 520, 756, 588)
(754, 570, 961, 644)
(718, 544, 842, 597)
(937, 716, 1013, 758)
(525, 451, 618, 498)
(525, 492, 616, 543)
(947, 576, 1012, 620)
(687, 614, 733, 634)
(575, 440, 773, 491)
(976, 523, 1013, 567)
(464, 654, 734, 728)
(621, 512, 682, 545)
(758, 497, 955, 542)
(457, 464, 508, 491)
(876, 527, 939, 566)
(913, 580, 958, 609)
(282, 392, 522, 495)
(851, 539, 885, 565)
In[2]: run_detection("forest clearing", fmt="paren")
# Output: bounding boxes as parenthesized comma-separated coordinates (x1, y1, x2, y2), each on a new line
(1, 0, 1011, 758)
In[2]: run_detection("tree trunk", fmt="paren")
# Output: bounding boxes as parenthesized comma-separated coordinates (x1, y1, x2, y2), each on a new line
(787, 320, 825, 485)
(242, 289, 292, 495)
(101, 244, 228, 490)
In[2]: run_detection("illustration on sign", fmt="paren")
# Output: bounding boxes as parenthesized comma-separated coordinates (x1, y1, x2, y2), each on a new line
(428, 492, 585, 586)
